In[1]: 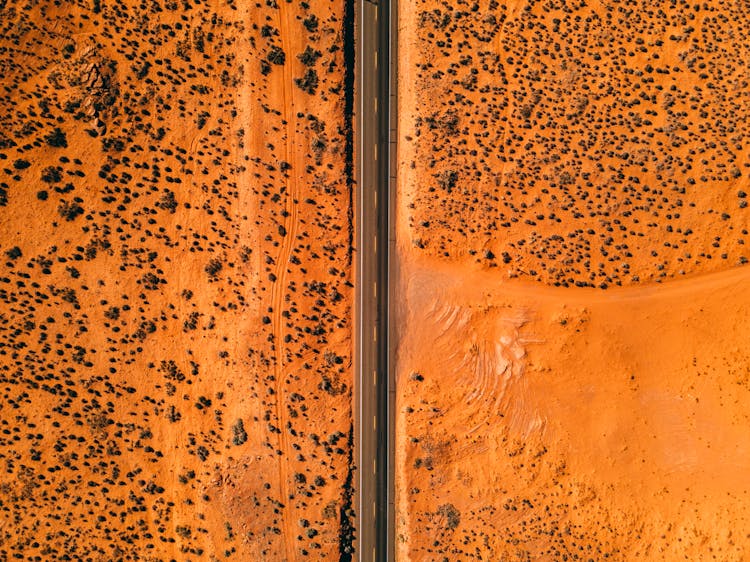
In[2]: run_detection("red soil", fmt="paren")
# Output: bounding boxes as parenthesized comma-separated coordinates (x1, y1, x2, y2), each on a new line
(0, 0, 354, 559)
(396, 0, 750, 560)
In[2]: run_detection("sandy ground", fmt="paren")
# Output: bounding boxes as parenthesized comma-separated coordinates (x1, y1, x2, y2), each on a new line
(397, 0, 750, 560)
(400, 0, 749, 288)
(0, 0, 353, 560)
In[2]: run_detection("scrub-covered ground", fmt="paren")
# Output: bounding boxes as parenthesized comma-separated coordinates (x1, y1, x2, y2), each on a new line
(0, 0, 354, 559)
(396, 0, 750, 559)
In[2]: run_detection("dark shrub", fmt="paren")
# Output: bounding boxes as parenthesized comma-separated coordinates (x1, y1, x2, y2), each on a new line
(437, 504, 460, 530)
(205, 258, 223, 278)
(231, 419, 247, 446)
(303, 14, 318, 32)
(41, 166, 62, 183)
(44, 128, 68, 148)
(157, 190, 178, 213)
(298, 46, 321, 66)
(58, 200, 84, 221)
(5, 246, 21, 259)
(295, 69, 319, 94)
(267, 46, 286, 65)
(435, 170, 458, 193)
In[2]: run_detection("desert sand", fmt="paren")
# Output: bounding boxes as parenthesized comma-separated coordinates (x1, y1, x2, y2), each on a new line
(0, 0, 354, 559)
(397, 0, 750, 560)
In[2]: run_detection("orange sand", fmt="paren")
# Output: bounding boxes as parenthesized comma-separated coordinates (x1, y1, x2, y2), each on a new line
(0, 0, 353, 559)
(400, 0, 749, 288)
(396, 0, 750, 560)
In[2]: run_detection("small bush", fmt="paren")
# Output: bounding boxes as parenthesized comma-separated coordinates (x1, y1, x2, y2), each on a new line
(104, 306, 120, 320)
(205, 258, 223, 278)
(139, 272, 162, 290)
(295, 69, 319, 94)
(160, 360, 185, 382)
(44, 128, 68, 148)
(267, 46, 286, 65)
(231, 419, 247, 446)
(157, 190, 178, 213)
(5, 246, 22, 260)
(435, 170, 458, 193)
(58, 200, 84, 221)
(303, 14, 318, 32)
(166, 406, 181, 423)
(298, 46, 322, 66)
(437, 504, 460, 530)
(41, 166, 62, 183)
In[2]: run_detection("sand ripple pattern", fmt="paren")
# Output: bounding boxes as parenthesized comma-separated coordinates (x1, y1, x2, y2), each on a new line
(422, 300, 545, 439)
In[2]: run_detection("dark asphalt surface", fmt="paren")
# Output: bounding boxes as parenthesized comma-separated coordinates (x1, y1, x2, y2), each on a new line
(355, 0, 393, 560)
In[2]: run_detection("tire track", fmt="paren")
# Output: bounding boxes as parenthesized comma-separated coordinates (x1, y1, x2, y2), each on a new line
(269, 3, 300, 559)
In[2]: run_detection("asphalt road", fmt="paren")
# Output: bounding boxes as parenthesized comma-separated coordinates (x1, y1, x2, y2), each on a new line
(355, 0, 394, 560)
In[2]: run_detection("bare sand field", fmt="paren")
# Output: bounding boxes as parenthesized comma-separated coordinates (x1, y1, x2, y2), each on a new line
(0, 0, 354, 559)
(397, 0, 750, 559)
